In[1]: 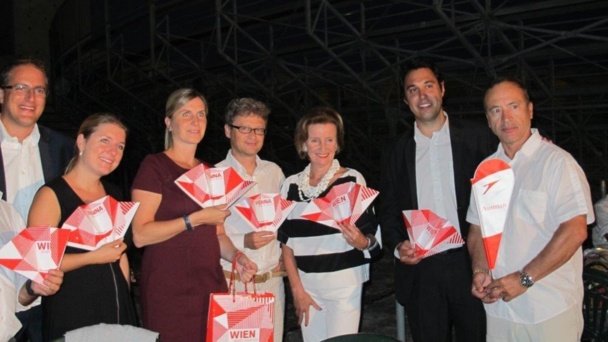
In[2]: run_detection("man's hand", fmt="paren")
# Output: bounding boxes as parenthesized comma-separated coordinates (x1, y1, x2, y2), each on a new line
(32, 269, 64, 296)
(244, 231, 276, 250)
(471, 271, 496, 303)
(398, 240, 423, 265)
(485, 272, 527, 302)
(19, 269, 64, 306)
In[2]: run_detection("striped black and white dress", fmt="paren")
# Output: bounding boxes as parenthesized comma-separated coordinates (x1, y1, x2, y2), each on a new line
(278, 169, 381, 290)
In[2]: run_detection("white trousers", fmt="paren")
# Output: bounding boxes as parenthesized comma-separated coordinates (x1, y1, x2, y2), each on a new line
(300, 284, 362, 342)
(229, 276, 285, 342)
(486, 306, 583, 342)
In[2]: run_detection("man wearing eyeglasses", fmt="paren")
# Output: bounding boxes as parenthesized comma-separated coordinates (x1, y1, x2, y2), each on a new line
(0, 58, 73, 342)
(216, 98, 286, 341)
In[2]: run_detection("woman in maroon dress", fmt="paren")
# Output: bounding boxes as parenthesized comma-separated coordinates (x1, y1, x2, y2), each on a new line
(131, 88, 257, 341)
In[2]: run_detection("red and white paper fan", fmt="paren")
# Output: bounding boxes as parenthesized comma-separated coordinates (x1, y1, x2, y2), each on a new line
(471, 159, 514, 272)
(300, 182, 379, 231)
(402, 209, 465, 258)
(175, 165, 255, 208)
(0, 226, 71, 285)
(63, 195, 140, 251)
(233, 193, 296, 233)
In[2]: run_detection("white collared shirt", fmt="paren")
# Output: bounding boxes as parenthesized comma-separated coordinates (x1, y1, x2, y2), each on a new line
(0, 200, 30, 333)
(217, 150, 285, 273)
(414, 113, 463, 245)
(0, 272, 21, 341)
(0, 120, 45, 222)
(467, 129, 594, 323)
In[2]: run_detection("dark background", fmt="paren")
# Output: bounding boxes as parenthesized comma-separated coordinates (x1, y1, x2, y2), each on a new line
(2, 2, 607, 339)
(1, 0, 608, 203)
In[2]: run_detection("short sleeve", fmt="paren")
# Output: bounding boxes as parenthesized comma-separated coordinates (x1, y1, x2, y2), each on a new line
(131, 154, 163, 194)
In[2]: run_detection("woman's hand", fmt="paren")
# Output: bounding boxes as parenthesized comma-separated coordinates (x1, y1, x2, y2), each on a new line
(192, 205, 230, 226)
(292, 287, 322, 326)
(338, 222, 368, 250)
(235, 253, 258, 283)
(92, 238, 126, 264)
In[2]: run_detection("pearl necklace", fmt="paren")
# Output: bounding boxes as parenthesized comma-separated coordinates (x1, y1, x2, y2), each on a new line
(297, 159, 340, 201)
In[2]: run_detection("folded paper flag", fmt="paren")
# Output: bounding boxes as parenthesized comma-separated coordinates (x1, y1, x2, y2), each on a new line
(0, 226, 70, 285)
(175, 165, 255, 209)
(234, 193, 296, 233)
(402, 209, 464, 258)
(63, 195, 140, 251)
(471, 158, 514, 271)
(300, 182, 379, 230)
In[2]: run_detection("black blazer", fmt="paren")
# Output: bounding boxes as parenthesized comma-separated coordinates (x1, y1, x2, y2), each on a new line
(0, 125, 74, 201)
(377, 116, 495, 305)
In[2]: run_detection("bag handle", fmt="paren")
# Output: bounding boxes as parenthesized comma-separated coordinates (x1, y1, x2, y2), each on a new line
(230, 252, 257, 297)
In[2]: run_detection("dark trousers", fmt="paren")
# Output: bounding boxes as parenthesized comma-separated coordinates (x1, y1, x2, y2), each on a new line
(404, 248, 486, 342)
(14, 305, 43, 342)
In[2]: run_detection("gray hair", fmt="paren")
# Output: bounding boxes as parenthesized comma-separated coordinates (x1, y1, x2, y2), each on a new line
(224, 98, 270, 125)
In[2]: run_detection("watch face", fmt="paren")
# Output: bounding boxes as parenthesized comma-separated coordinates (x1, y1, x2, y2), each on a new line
(520, 272, 534, 287)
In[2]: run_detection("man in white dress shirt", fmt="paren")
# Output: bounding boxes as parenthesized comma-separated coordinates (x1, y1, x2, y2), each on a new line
(0, 197, 64, 341)
(216, 98, 286, 342)
(1, 58, 72, 341)
(467, 77, 594, 341)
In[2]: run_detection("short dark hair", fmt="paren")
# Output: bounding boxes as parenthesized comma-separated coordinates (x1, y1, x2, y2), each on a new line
(402, 58, 444, 87)
(224, 98, 270, 125)
(294, 107, 345, 160)
(484, 77, 531, 111)
(1, 58, 48, 87)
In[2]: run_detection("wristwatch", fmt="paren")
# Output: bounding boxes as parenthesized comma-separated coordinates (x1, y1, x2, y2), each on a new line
(519, 271, 534, 288)
(25, 279, 37, 296)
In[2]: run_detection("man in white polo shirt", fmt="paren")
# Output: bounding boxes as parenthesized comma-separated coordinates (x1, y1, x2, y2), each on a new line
(467, 77, 594, 341)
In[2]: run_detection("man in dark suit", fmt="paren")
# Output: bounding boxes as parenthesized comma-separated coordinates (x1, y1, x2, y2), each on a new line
(0, 58, 73, 342)
(378, 59, 492, 341)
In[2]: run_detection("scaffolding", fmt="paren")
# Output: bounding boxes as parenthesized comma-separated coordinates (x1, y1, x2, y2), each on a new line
(48, 0, 608, 197)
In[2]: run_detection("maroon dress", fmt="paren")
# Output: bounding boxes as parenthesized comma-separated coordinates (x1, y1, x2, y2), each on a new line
(132, 153, 227, 341)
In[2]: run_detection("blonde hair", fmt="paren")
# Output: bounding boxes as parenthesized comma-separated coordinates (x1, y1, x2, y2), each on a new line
(164, 88, 208, 149)
(294, 107, 344, 159)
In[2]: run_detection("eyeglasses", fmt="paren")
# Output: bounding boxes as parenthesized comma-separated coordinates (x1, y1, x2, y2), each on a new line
(229, 124, 267, 136)
(1, 84, 48, 98)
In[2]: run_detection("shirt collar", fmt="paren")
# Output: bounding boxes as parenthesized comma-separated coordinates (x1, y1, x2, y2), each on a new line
(496, 128, 540, 162)
(414, 111, 450, 142)
(0, 119, 40, 145)
(223, 149, 261, 175)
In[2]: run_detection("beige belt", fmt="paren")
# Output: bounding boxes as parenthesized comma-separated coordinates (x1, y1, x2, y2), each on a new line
(223, 270, 287, 283)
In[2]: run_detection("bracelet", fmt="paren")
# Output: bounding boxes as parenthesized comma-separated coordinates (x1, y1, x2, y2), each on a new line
(183, 214, 193, 231)
(233, 251, 244, 265)
(357, 237, 371, 251)
(367, 237, 380, 251)
(472, 269, 490, 276)
(25, 279, 37, 297)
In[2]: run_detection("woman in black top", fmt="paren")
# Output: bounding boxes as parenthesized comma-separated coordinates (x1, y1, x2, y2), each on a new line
(28, 113, 136, 341)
